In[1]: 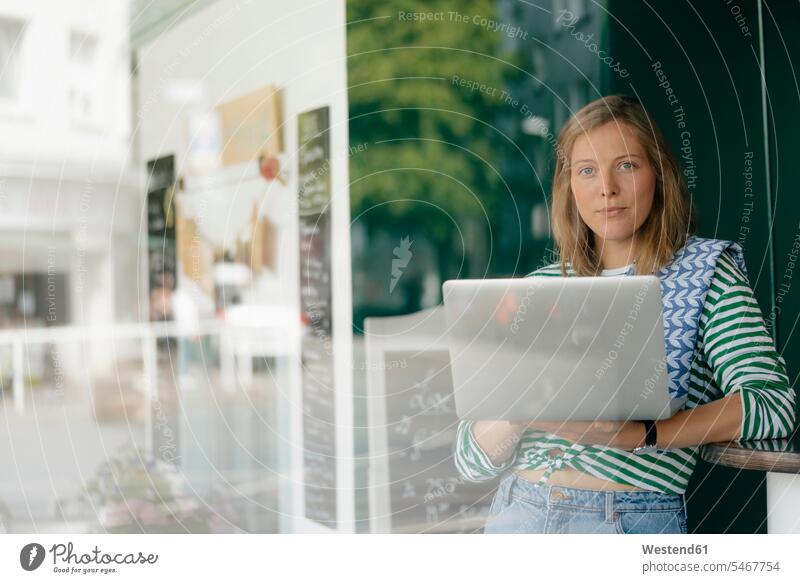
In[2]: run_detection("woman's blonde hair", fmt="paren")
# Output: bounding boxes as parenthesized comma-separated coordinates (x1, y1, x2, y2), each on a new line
(550, 95, 696, 276)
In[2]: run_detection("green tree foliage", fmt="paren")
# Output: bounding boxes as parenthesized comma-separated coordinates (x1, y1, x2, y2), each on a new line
(347, 0, 524, 243)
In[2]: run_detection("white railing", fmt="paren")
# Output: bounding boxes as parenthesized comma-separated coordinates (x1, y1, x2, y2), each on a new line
(0, 315, 301, 454)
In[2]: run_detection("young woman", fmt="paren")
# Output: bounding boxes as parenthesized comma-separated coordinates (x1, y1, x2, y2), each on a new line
(454, 95, 796, 534)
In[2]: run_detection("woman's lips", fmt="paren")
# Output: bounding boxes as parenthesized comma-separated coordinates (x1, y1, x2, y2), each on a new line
(598, 207, 626, 217)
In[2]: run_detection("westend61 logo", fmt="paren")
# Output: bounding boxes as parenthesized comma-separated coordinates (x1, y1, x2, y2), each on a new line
(19, 542, 158, 574)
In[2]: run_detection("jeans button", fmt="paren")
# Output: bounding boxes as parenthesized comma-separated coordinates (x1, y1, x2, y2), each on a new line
(550, 490, 564, 502)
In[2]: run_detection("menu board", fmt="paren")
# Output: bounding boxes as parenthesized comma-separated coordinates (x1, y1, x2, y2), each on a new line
(378, 350, 496, 533)
(146, 155, 177, 324)
(298, 106, 331, 215)
(145, 155, 180, 459)
(298, 106, 336, 528)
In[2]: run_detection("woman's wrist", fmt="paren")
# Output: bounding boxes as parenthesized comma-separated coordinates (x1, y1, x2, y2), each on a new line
(621, 420, 649, 450)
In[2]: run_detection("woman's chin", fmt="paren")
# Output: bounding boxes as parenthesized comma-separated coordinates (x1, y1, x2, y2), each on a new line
(590, 227, 637, 242)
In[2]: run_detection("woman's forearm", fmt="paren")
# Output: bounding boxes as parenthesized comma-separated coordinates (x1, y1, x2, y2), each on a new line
(656, 392, 743, 449)
(471, 420, 528, 465)
(524, 393, 744, 450)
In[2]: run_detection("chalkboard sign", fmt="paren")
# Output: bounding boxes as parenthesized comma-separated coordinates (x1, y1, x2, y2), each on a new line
(146, 154, 180, 462)
(298, 106, 336, 529)
(298, 106, 331, 215)
(365, 308, 497, 533)
(146, 155, 177, 324)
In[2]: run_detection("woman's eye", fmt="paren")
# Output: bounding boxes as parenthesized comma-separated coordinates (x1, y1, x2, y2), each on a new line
(619, 161, 636, 170)
(578, 167, 594, 176)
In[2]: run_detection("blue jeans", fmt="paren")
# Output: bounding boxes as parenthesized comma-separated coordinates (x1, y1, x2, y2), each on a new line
(484, 473, 688, 534)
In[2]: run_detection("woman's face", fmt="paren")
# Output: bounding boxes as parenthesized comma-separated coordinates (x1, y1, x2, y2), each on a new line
(569, 121, 656, 247)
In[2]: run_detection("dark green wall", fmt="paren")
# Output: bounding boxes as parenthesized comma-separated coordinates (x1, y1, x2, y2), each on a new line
(763, 0, 800, 414)
(606, 0, 776, 535)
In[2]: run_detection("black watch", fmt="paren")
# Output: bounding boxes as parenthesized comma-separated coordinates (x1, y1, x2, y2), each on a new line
(632, 420, 657, 454)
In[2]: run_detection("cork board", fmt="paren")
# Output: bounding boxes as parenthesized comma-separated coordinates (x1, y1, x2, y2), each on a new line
(216, 85, 283, 166)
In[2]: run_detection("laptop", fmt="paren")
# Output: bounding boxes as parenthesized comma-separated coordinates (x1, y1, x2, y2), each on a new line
(442, 276, 679, 421)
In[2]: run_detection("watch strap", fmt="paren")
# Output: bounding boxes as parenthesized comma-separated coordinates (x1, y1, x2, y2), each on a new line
(642, 419, 657, 448)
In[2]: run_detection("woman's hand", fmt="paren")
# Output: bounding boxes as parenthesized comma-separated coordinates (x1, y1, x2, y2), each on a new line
(523, 420, 646, 450)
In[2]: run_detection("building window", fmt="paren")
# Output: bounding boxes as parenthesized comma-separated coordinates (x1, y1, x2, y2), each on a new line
(568, 79, 590, 112)
(0, 18, 26, 101)
(67, 30, 99, 125)
(554, 0, 587, 29)
(69, 30, 97, 64)
(553, 0, 566, 30)
(568, 0, 587, 21)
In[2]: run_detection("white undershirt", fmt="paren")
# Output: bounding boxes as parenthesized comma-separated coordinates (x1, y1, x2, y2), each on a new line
(600, 263, 635, 276)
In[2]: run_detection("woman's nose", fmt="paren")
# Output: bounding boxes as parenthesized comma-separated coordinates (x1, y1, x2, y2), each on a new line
(599, 171, 618, 197)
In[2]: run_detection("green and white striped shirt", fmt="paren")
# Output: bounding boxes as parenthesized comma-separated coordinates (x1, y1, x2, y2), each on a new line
(454, 250, 796, 494)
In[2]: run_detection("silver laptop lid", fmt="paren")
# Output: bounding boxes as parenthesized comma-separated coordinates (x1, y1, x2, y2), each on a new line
(443, 276, 676, 422)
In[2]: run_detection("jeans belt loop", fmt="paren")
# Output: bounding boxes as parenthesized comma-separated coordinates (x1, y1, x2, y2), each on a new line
(605, 491, 615, 523)
(505, 474, 515, 505)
